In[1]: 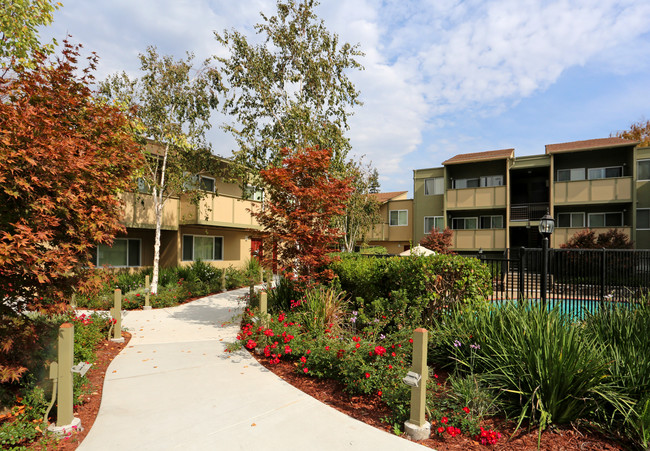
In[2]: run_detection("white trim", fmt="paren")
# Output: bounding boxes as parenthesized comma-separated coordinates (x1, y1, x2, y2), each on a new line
(587, 212, 624, 228)
(182, 234, 224, 261)
(638, 159, 650, 181)
(389, 209, 408, 226)
(557, 212, 585, 228)
(96, 238, 142, 268)
(587, 166, 623, 180)
(637, 208, 650, 230)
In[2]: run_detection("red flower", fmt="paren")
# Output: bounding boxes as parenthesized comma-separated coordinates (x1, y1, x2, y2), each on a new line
(355, 343, 361, 349)
(374, 345, 387, 356)
(300, 356, 307, 363)
(441, 416, 448, 424)
(437, 427, 445, 434)
(245, 339, 257, 350)
(409, 338, 413, 344)
(377, 390, 382, 396)
(325, 346, 330, 351)
(303, 367, 309, 374)
(388, 364, 393, 369)
(365, 372, 370, 379)
(463, 406, 470, 414)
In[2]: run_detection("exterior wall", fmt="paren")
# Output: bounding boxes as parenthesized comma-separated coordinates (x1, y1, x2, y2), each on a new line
(447, 186, 507, 209)
(413, 167, 445, 243)
(178, 225, 251, 269)
(553, 178, 633, 204)
(452, 229, 507, 251)
(121, 193, 179, 230)
(635, 147, 650, 248)
(366, 198, 414, 254)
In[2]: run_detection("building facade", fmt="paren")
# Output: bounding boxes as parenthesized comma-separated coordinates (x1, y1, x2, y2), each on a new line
(414, 138, 650, 253)
(365, 191, 414, 254)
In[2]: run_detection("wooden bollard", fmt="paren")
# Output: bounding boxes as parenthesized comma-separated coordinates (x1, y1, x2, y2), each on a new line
(260, 291, 268, 315)
(221, 270, 226, 292)
(70, 293, 77, 309)
(144, 275, 151, 310)
(404, 328, 431, 440)
(56, 323, 74, 427)
(110, 289, 124, 342)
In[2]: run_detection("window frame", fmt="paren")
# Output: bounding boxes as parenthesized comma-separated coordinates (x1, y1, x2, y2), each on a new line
(389, 209, 408, 226)
(199, 176, 216, 193)
(479, 215, 503, 229)
(587, 166, 623, 180)
(424, 177, 444, 196)
(451, 217, 478, 230)
(96, 238, 141, 268)
(637, 209, 650, 230)
(182, 235, 224, 261)
(557, 212, 585, 228)
(424, 216, 444, 233)
(638, 159, 650, 181)
(587, 212, 624, 228)
(244, 185, 264, 202)
(556, 168, 586, 182)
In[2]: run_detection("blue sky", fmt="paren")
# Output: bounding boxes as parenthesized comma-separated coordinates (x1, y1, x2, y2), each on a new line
(41, 0, 650, 196)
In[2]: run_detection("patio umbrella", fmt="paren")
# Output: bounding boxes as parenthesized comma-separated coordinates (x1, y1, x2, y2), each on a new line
(399, 245, 435, 256)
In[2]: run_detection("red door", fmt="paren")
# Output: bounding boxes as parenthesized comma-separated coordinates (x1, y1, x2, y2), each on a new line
(251, 238, 263, 263)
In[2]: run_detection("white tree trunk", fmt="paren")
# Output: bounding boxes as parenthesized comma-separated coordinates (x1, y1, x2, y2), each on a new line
(150, 188, 164, 294)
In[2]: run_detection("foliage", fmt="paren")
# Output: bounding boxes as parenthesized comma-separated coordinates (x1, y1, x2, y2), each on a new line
(614, 118, 650, 146)
(214, 0, 363, 173)
(297, 284, 348, 334)
(0, 0, 60, 72)
(331, 253, 492, 330)
(252, 147, 352, 285)
(335, 162, 381, 252)
(430, 300, 632, 436)
(100, 46, 222, 294)
(358, 246, 387, 255)
(0, 41, 143, 314)
(419, 227, 455, 254)
(266, 276, 302, 312)
(560, 228, 633, 249)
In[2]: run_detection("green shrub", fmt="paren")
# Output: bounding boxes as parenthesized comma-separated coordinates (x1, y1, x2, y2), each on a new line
(298, 285, 348, 334)
(267, 276, 301, 312)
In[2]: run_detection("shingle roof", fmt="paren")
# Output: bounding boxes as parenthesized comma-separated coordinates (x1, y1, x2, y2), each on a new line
(443, 148, 514, 165)
(545, 137, 637, 154)
(370, 191, 408, 204)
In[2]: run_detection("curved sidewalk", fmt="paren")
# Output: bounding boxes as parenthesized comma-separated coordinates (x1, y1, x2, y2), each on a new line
(78, 288, 428, 451)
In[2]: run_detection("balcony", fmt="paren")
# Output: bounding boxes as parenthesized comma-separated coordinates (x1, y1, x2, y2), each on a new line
(452, 229, 507, 251)
(552, 227, 631, 248)
(180, 194, 261, 229)
(447, 186, 507, 209)
(554, 177, 632, 205)
(510, 203, 549, 222)
(368, 223, 389, 241)
(121, 192, 179, 230)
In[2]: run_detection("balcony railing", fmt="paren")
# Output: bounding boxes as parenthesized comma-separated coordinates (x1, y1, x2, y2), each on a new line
(452, 229, 507, 250)
(446, 186, 507, 209)
(554, 177, 632, 204)
(510, 203, 549, 222)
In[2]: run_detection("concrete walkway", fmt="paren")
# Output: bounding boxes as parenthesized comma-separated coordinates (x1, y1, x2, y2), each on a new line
(78, 288, 428, 451)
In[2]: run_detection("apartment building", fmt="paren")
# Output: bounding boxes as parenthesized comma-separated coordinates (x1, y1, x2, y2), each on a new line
(365, 191, 414, 254)
(414, 137, 650, 253)
(94, 145, 262, 269)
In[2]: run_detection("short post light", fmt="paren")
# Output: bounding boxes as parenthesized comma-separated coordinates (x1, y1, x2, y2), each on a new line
(110, 289, 124, 343)
(403, 328, 430, 440)
(538, 212, 555, 309)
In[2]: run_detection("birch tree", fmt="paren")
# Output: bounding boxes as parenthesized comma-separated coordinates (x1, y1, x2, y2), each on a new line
(214, 0, 363, 174)
(100, 47, 221, 293)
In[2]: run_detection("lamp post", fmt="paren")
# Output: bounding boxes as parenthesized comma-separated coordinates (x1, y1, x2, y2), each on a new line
(538, 212, 555, 309)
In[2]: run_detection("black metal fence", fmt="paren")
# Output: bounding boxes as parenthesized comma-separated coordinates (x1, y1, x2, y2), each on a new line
(478, 247, 650, 318)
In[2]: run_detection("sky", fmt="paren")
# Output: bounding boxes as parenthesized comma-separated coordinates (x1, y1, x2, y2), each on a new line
(41, 0, 650, 196)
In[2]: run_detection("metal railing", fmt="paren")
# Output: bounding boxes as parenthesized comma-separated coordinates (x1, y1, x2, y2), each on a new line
(510, 203, 549, 221)
(478, 247, 650, 319)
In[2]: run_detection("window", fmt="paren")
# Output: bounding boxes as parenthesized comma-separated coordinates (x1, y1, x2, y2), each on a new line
(182, 235, 223, 261)
(556, 168, 585, 182)
(424, 216, 444, 232)
(424, 177, 444, 195)
(639, 160, 650, 181)
(452, 175, 503, 189)
(199, 176, 215, 192)
(389, 210, 408, 226)
(452, 178, 479, 189)
(588, 166, 623, 180)
(557, 212, 585, 228)
(136, 177, 149, 193)
(451, 217, 478, 230)
(588, 212, 623, 227)
(244, 185, 264, 202)
(638, 209, 650, 230)
(96, 239, 141, 267)
(480, 215, 503, 229)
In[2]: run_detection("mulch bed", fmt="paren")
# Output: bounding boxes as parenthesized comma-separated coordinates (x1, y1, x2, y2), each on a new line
(252, 353, 628, 450)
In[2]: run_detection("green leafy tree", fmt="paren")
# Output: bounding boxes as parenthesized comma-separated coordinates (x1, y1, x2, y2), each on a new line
(0, 0, 61, 72)
(0, 41, 143, 315)
(214, 0, 363, 174)
(336, 161, 381, 252)
(251, 146, 352, 285)
(100, 47, 222, 294)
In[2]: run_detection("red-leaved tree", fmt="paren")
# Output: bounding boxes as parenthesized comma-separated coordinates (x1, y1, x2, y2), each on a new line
(0, 42, 143, 315)
(560, 229, 633, 249)
(420, 227, 455, 254)
(251, 147, 352, 285)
